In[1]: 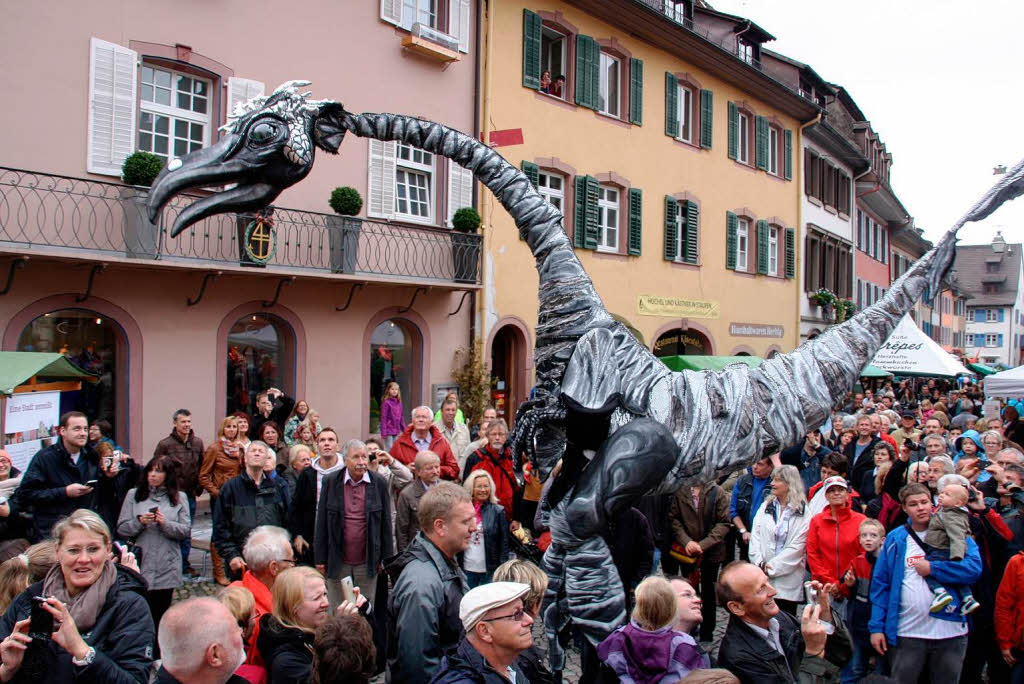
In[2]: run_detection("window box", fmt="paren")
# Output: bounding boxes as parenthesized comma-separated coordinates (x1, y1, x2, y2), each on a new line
(402, 23, 461, 62)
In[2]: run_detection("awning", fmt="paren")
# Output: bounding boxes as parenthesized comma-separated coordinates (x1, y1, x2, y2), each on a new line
(870, 315, 973, 378)
(860, 364, 893, 378)
(969, 363, 997, 376)
(0, 352, 97, 396)
(985, 365, 1024, 398)
(659, 355, 763, 372)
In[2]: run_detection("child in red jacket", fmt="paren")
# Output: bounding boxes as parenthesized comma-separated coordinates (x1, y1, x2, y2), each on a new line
(842, 518, 888, 681)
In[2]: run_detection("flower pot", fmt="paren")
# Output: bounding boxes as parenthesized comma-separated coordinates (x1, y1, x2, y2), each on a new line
(451, 232, 480, 283)
(327, 215, 361, 274)
(119, 187, 159, 259)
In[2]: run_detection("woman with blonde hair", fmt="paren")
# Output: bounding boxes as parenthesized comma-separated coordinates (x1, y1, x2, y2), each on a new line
(748, 464, 811, 615)
(493, 559, 554, 683)
(597, 576, 707, 682)
(0, 509, 154, 682)
(0, 543, 56, 613)
(460, 470, 509, 588)
(199, 415, 243, 585)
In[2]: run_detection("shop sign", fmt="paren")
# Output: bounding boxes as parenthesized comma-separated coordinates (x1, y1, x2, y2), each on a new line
(2, 391, 60, 471)
(653, 333, 708, 354)
(637, 295, 719, 319)
(729, 322, 784, 338)
(244, 217, 276, 263)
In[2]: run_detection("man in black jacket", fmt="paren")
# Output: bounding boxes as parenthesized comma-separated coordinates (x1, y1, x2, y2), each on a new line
(250, 388, 294, 445)
(716, 561, 851, 684)
(844, 414, 880, 499)
(155, 598, 246, 684)
(315, 439, 394, 610)
(15, 411, 123, 542)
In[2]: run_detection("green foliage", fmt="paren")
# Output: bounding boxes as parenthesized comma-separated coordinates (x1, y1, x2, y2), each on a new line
(121, 152, 164, 187)
(451, 339, 491, 427)
(329, 186, 363, 216)
(810, 288, 835, 307)
(452, 207, 481, 233)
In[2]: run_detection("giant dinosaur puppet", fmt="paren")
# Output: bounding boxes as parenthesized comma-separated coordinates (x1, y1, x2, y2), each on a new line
(147, 81, 1024, 665)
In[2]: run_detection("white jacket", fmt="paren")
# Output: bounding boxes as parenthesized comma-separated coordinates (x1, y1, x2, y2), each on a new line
(748, 497, 810, 601)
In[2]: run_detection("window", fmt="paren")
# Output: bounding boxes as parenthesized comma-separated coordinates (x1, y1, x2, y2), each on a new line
(538, 171, 565, 216)
(598, 52, 620, 117)
(402, 0, 437, 28)
(986, 333, 999, 347)
(857, 279, 863, 309)
(597, 184, 619, 251)
(138, 65, 210, 161)
(395, 143, 434, 221)
(986, 262, 999, 273)
(227, 313, 294, 418)
(987, 308, 999, 322)
(541, 26, 567, 99)
(737, 111, 749, 164)
(737, 38, 755, 65)
(768, 226, 779, 275)
(768, 127, 779, 176)
(736, 218, 749, 270)
(678, 85, 694, 143)
(369, 318, 422, 432)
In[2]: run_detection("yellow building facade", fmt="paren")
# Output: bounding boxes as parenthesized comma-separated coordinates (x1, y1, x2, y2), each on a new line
(478, 0, 819, 413)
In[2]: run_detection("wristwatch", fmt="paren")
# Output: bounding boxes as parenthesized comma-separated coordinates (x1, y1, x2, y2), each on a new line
(71, 646, 96, 667)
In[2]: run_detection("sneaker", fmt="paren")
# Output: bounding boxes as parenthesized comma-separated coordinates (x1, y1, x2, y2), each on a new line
(929, 591, 953, 613)
(960, 597, 980, 615)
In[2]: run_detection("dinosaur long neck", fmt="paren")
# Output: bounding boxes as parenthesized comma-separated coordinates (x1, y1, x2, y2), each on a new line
(342, 112, 613, 397)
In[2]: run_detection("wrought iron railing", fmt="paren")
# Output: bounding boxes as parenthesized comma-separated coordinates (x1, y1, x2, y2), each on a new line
(0, 166, 481, 285)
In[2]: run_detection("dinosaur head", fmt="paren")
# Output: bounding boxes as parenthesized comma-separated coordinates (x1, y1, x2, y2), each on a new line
(146, 80, 348, 237)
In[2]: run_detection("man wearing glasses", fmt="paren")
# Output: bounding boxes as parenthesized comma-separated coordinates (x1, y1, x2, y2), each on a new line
(227, 525, 295, 666)
(433, 582, 534, 683)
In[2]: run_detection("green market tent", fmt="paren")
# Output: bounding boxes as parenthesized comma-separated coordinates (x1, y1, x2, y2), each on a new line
(969, 363, 998, 376)
(659, 355, 763, 372)
(0, 352, 96, 396)
(859, 364, 893, 378)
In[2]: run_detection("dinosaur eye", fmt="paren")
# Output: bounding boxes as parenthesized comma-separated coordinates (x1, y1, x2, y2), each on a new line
(249, 122, 278, 145)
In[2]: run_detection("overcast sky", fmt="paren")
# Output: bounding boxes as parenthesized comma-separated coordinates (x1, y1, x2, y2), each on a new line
(711, 0, 1024, 248)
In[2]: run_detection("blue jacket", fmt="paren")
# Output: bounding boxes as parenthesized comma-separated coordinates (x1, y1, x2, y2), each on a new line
(868, 524, 982, 645)
(730, 470, 770, 529)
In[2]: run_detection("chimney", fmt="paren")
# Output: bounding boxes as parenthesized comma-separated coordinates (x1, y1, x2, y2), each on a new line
(993, 231, 1007, 254)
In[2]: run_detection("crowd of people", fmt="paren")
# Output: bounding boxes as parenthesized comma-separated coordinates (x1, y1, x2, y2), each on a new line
(0, 378, 1020, 683)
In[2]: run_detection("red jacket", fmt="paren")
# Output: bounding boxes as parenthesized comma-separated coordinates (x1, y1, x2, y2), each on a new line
(996, 552, 1024, 651)
(806, 503, 867, 585)
(229, 571, 273, 666)
(389, 423, 458, 480)
(466, 446, 520, 522)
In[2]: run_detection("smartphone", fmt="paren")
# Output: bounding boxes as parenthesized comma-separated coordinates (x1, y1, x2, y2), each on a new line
(149, 506, 159, 514)
(341, 576, 356, 604)
(84, 479, 98, 487)
(102, 457, 113, 470)
(29, 596, 53, 640)
(803, 581, 818, 605)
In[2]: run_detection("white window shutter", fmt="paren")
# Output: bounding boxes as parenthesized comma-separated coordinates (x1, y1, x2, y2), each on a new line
(367, 139, 397, 219)
(446, 159, 474, 226)
(449, 0, 472, 52)
(227, 77, 265, 117)
(380, 0, 402, 25)
(87, 37, 138, 177)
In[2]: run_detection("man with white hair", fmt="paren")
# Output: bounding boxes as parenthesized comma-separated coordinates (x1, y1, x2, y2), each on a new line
(227, 525, 294, 663)
(395, 450, 442, 551)
(432, 582, 533, 683)
(390, 405, 459, 480)
(155, 598, 245, 684)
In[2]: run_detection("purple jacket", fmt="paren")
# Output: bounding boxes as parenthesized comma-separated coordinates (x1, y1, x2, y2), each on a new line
(380, 397, 405, 437)
(597, 621, 708, 684)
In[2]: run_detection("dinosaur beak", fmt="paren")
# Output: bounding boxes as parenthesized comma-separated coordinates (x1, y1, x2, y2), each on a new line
(146, 135, 276, 237)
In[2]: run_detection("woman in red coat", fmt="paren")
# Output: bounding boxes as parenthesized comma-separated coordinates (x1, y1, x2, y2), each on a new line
(806, 476, 866, 598)
(463, 418, 520, 523)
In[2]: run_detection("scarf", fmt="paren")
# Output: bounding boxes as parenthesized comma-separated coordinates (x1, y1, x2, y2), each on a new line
(42, 560, 117, 631)
(221, 437, 241, 458)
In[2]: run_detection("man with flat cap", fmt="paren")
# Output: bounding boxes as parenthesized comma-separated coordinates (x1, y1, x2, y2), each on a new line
(431, 582, 534, 683)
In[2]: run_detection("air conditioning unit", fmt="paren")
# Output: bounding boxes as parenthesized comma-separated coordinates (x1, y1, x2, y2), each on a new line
(412, 22, 459, 52)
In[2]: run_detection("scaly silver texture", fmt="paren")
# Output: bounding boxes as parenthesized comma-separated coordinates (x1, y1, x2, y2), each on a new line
(145, 83, 1024, 661)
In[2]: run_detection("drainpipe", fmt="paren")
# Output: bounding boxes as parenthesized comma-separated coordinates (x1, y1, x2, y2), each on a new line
(734, 20, 752, 60)
(468, 0, 485, 348)
(795, 112, 821, 346)
(474, 0, 494, 349)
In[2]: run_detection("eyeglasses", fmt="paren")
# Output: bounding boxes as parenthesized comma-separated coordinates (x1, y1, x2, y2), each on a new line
(482, 608, 526, 623)
(278, 558, 297, 566)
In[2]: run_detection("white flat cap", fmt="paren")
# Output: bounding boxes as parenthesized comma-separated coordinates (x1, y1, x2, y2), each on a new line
(459, 581, 530, 631)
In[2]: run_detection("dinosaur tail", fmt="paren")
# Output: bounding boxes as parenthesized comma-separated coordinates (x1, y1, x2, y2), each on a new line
(341, 112, 614, 399)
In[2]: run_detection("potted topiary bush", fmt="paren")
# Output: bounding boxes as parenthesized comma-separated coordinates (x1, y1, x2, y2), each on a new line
(120, 151, 166, 259)
(451, 207, 481, 283)
(327, 186, 363, 273)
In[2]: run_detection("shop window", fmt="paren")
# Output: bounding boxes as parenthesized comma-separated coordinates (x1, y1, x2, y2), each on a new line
(368, 318, 421, 433)
(226, 313, 294, 418)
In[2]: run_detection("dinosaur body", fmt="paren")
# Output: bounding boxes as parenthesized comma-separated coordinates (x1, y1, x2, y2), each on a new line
(147, 82, 1024, 662)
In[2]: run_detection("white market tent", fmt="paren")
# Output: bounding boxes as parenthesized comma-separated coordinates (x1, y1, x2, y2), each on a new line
(984, 365, 1024, 398)
(869, 314, 972, 378)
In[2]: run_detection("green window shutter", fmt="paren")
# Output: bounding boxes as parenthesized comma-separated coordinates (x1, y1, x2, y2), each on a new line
(727, 102, 738, 159)
(664, 72, 679, 138)
(726, 212, 738, 270)
(684, 201, 699, 264)
(784, 129, 793, 180)
(584, 175, 600, 249)
(755, 116, 768, 171)
(573, 175, 587, 249)
(785, 227, 795, 278)
(522, 10, 542, 89)
(664, 196, 678, 261)
(627, 188, 642, 255)
(699, 89, 713, 149)
(756, 219, 769, 274)
(629, 58, 643, 125)
(521, 160, 539, 188)
(575, 35, 600, 110)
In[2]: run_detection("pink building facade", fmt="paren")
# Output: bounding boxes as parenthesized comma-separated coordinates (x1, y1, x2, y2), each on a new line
(0, 1, 479, 454)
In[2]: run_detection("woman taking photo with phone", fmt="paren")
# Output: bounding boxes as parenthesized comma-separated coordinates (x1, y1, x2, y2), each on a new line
(0, 509, 154, 683)
(116, 456, 191, 632)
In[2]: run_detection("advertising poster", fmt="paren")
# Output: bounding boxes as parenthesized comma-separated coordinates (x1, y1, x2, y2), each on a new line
(3, 391, 60, 471)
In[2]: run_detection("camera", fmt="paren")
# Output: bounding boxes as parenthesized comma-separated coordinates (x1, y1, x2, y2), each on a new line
(28, 596, 53, 640)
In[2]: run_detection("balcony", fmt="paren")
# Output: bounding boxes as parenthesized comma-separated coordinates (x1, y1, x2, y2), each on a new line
(0, 167, 481, 286)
